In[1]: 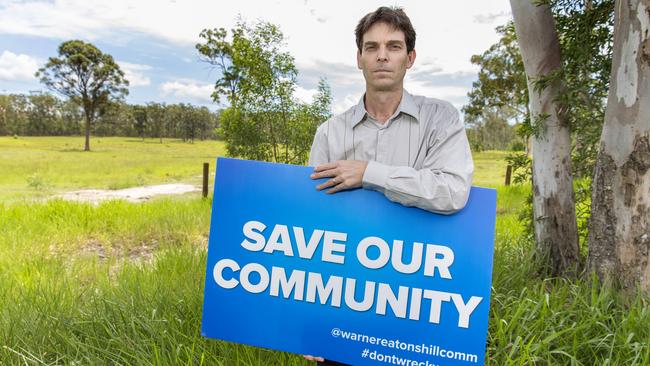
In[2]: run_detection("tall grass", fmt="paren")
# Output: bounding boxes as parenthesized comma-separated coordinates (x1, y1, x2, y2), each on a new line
(1, 196, 648, 365)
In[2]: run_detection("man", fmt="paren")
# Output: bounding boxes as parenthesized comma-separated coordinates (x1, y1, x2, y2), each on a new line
(304, 6, 474, 365)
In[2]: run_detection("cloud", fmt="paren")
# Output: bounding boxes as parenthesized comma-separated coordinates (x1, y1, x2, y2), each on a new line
(406, 70, 477, 89)
(296, 60, 477, 114)
(294, 85, 317, 104)
(0, 50, 39, 81)
(0, 0, 511, 114)
(160, 79, 213, 104)
(473, 11, 511, 25)
(296, 60, 364, 114)
(118, 61, 151, 87)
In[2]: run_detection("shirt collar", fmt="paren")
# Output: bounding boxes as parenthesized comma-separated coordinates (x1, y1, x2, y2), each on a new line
(351, 89, 419, 128)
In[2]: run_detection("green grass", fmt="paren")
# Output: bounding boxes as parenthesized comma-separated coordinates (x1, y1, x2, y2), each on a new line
(473, 150, 511, 188)
(0, 137, 648, 365)
(0, 136, 225, 203)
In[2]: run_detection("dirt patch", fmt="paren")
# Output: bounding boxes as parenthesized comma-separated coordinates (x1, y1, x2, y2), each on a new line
(127, 239, 159, 263)
(79, 239, 108, 260)
(59, 183, 199, 204)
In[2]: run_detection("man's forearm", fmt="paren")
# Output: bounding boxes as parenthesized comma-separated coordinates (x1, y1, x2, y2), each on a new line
(362, 160, 472, 214)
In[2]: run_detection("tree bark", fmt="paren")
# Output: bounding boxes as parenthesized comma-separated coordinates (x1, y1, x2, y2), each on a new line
(84, 114, 91, 151)
(588, 0, 650, 290)
(510, 0, 580, 275)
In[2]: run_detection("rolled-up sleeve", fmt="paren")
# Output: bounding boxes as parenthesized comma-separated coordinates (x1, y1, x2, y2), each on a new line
(362, 108, 473, 214)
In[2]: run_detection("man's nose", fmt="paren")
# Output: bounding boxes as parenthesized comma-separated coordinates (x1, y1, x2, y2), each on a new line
(376, 46, 388, 62)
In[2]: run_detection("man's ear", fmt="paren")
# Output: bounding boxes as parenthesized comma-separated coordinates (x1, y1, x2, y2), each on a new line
(407, 48, 416, 69)
(357, 49, 362, 69)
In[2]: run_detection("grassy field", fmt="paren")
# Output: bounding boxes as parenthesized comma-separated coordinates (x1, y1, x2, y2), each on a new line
(1, 137, 648, 365)
(0, 136, 225, 203)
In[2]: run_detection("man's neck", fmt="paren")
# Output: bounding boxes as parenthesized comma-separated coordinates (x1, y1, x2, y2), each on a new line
(364, 87, 403, 124)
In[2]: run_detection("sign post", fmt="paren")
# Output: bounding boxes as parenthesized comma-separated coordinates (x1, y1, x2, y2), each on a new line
(202, 157, 496, 365)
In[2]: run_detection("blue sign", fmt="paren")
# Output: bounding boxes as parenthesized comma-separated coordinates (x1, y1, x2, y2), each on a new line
(202, 158, 496, 366)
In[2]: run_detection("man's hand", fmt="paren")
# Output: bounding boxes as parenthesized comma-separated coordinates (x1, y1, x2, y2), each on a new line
(310, 160, 368, 194)
(303, 355, 325, 362)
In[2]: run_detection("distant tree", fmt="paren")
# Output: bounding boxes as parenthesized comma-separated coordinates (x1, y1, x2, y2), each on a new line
(146, 102, 166, 143)
(466, 108, 519, 152)
(36, 40, 129, 151)
(0, 94, 29, 136)
(26, 93, 61, 136)
(59, 99, 83, 135)
(0, 95, 12, 135)
(463, 23, 529, 131)
(131, 105, 148, 140)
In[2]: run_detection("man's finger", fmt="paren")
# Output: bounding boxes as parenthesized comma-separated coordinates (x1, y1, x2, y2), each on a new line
(327, 181, 346, 194)
(311, 169, 337, 180)
(316, 177, 340, 191)
(313, 162, 338, 172)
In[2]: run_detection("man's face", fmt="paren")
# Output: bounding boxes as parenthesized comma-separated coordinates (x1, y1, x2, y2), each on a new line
(357, 22, 416, 93)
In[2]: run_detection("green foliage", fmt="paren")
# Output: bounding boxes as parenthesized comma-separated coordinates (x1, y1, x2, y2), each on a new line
(197, 20, 331, 165)
(36, 40, 129, 104)
(36, 40, 129, 151)
(132, 104, 148, 139)
(505, 152, 533, 185)
(26, 174, 46, 191)
(574, 178, 593, 251)
(550, 0, 614, 178)
(466, 109, 520, 152)
(0, 93, 83, 136)
(463, 23, 528, 128)
(465, 0, 614, 178)
(0, 94, 219, 141)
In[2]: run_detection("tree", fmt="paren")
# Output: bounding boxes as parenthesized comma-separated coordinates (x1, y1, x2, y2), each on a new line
(463, 23, 529, 130)
(197, 20, 329, 165)
(132, 105, 148, 140)
(146, 102, 166, 143)
(36, 40, 129, 151)
(466, 108, 519, 151)
(25, 93, 60, 136)
(510, 0, 580, 275)
(588, 0, 650, 290)
(466, 2, 614, 177)
(551, 0, 614, 177)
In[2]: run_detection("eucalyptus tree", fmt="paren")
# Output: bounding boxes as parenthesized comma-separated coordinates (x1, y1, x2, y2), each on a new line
(510, 0, 580, 275)
(36, 40, 128, 151)
(588, 0, 650, 290)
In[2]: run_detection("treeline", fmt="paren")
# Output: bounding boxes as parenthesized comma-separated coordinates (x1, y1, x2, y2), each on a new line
(0, 93, 219, 142)
(465, 110, 524, 152)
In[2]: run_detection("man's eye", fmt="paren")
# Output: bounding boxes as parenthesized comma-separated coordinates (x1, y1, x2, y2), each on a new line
(365, 46, 376, 51)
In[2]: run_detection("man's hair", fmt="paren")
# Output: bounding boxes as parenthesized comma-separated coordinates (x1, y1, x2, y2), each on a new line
(355, 6, 416, 54)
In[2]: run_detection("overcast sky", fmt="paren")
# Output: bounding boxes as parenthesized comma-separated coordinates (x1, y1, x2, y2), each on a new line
(0, 0, 512, 114)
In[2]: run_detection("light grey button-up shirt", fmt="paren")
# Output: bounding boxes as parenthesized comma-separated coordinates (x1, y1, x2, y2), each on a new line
(308, 90, 474, 214)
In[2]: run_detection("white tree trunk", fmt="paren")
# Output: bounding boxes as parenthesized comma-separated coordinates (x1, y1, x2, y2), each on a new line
(510, 0, 580, 274)
(588, 0, 650, 290)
